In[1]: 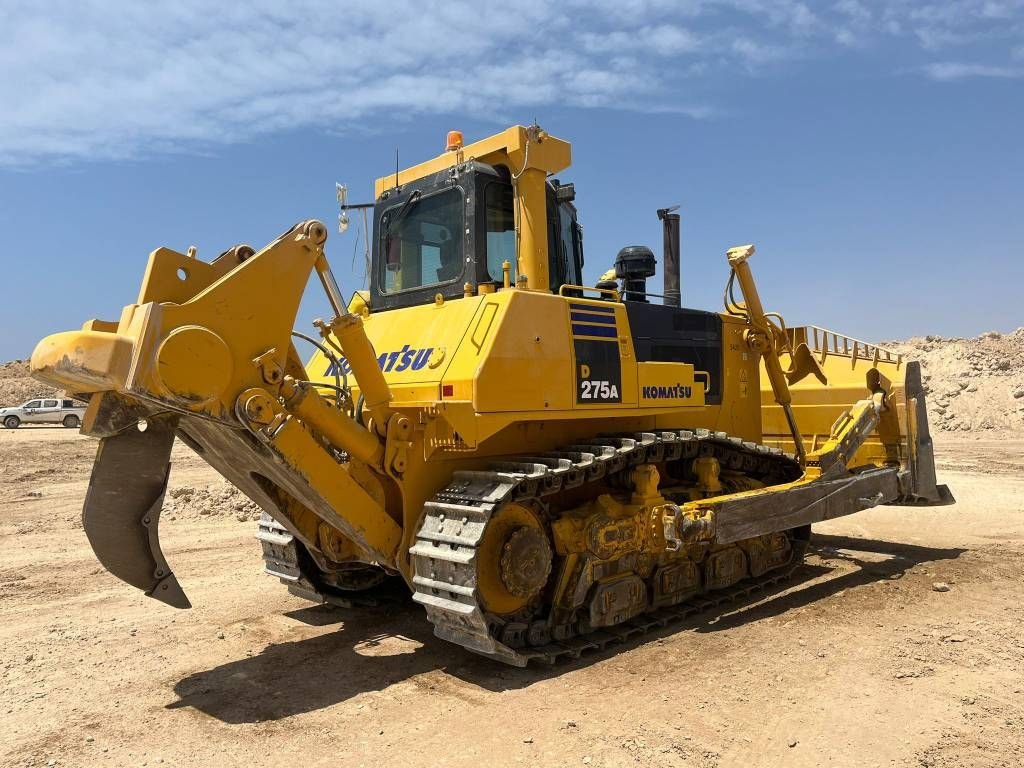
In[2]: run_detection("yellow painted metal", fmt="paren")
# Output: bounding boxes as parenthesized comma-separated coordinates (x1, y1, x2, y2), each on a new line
(248, 398, 402, 563)
(513, 166, 551, 290)
(308, 288, 743, 457)
(348, 290, 371, 316)
(329, 313, 394, 432)
(302, 296, 770, 469)
(279, 377, 384, 467)
(726, 244, 805, 462)
(803, 394, 882, 476)
(155, 325, 233, 406)
(693, 457, 723, 493)
(760, 328, 909, 470)
(472, 291, 576, 412)
(31, 328, 133, 394)
(544, 464, 725, 618)
(723, 249, 913, 471)
(111, 222, 325, 421)
(475, 502, 546, 616)
(373, 125, 570, 199)
(348, 295, 486, 389)
(33, 220, 404, 569)
(637, 362, 705, 408)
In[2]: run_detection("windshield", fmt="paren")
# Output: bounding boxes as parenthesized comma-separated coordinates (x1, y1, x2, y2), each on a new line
(380, 188, 464, 294)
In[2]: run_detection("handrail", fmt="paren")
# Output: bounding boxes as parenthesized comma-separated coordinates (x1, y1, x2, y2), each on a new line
(788, 325, 903, 365)
(559, 284, 620, 300)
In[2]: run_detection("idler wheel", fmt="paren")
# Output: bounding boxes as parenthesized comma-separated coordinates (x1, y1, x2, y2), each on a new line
(476, 502, 552, 616)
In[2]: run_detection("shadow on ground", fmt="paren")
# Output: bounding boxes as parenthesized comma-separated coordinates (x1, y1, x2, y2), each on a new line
(695, 535, 965, 632)
(168, 534, 965, 723)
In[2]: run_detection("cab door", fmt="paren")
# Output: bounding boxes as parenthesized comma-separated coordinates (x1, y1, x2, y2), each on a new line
(36, 399, 61, 423)
(21, 399, 43, 423)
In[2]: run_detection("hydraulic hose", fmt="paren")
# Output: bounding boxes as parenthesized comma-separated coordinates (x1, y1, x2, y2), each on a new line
(291, 331, 346, 410)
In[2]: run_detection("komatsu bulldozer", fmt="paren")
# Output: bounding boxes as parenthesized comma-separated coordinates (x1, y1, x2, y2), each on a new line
(32, 125, 952, 665)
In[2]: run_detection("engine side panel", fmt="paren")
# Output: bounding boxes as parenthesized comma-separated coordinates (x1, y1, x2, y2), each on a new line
(306, 290, 755, 456)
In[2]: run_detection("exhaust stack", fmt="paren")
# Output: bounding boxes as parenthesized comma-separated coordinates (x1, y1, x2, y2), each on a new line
(658, 206, 681, 307)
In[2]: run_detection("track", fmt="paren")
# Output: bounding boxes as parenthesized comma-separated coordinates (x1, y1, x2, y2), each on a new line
(257, 514, 399, 608)
(410, 428, 803, 666)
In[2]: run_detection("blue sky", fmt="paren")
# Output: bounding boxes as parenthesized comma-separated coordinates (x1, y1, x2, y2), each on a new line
(1, 1, 1022, 360)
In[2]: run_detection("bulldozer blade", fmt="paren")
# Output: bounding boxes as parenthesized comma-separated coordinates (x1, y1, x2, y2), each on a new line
(82, 415, 190, 609)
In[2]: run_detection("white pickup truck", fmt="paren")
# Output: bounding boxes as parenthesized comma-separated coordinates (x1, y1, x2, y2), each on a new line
(1, 398, 86, 429)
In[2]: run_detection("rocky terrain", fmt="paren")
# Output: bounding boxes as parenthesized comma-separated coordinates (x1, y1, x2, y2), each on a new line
(0, 360, 61, 404)
(884, 328, 1024, 432)
(165, 482, 263, 522)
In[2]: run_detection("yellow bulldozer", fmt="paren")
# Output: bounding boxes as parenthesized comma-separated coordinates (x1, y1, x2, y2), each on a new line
(32, 125, 952, 665)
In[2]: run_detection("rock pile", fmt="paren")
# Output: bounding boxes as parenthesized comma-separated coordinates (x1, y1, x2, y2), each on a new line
(0, 360, 60, 405)
(883, 328, 1024, 432)
(165, 481, 263, 522)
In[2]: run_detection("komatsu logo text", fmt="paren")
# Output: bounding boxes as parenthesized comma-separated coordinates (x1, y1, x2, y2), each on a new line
(325, 345, 433, 376)
(641, 383, 693, 400)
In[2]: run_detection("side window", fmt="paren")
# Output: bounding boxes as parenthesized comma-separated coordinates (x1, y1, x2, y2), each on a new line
(558, 205, 581, 286)
(548, 201, 584, 294)
(484, 182, 515, 282)
(62, 400, 74, 408)
(573, 220, 584, 271)
(25, 400, 40, 409)
(43, 399, 58, 408)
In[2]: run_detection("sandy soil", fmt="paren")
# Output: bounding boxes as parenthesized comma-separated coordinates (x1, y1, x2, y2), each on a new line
(1, 427, 1022, 768)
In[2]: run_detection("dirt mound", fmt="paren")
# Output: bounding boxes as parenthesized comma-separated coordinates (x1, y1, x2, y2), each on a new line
(0, 359, 61, 406)
(883, 328, 1024, 432)
(165, 481, 263, 522)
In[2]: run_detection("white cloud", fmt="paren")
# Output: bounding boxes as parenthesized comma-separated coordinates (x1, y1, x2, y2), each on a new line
(730, 36, 792, 64)
(832, 0, 876, 46)
(923, 61, 1024, 78)
(897, 0, 1024, 49)
(1, 1, 1022, 165)
(580, 24, 702, 55)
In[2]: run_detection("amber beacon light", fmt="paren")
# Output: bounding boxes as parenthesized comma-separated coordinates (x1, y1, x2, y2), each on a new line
(446, 130, 463, 152)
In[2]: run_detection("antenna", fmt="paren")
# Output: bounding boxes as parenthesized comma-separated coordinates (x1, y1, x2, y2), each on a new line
(394, 146, 400, 191)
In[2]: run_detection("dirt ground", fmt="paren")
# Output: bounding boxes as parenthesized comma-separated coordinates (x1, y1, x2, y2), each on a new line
(1, 427, 1022, 768)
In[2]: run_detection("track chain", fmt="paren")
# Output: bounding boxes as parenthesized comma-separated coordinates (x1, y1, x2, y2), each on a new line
(410, 428, 803, 666)
(257, 513, 396, 608)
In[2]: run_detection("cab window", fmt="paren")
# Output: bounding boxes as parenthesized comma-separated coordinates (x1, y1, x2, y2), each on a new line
(380, 188, 464, 294)
(43, 399, 58, 408)
(485, 182, 515, 283)
(25, 400, 40, 408)
(547, 197, 584, 292)
(558, 204, 582, 287)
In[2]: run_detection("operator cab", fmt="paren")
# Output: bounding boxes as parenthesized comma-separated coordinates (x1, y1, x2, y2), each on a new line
(369, 162, 584, 311)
